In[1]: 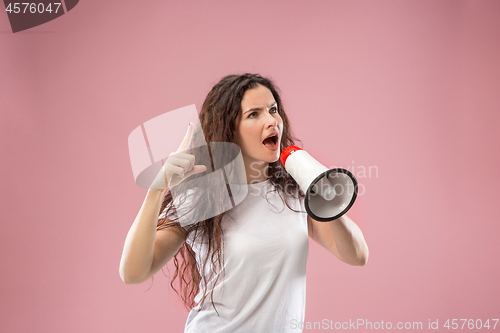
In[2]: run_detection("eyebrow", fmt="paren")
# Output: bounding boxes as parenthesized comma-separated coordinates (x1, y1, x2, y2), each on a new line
(243, 102, 278, 115)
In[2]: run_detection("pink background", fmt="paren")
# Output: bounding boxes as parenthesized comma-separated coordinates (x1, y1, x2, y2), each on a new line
(1, 1, 499, 332)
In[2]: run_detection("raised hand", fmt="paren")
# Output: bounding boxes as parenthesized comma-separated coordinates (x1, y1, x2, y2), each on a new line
(150, 123, 207, 190)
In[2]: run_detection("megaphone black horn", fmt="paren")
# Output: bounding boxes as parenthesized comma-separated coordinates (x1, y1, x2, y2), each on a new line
(280, 146, 358, 222)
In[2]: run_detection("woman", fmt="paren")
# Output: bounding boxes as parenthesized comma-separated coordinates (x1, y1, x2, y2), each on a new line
(119, 73, 369, 332)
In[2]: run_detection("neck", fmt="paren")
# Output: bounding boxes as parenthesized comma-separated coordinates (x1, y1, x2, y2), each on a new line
(243, 159, 269, 184)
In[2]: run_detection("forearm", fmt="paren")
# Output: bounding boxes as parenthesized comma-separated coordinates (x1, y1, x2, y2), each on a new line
(329, 215, 369, 266)
(119, 189, 166, 284)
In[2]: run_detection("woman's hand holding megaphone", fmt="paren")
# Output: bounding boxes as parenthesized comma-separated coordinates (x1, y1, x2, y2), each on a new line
(162, 122, 207, 188)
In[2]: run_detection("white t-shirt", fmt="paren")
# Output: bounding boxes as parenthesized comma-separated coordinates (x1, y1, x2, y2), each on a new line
(163, 180, 309, 333)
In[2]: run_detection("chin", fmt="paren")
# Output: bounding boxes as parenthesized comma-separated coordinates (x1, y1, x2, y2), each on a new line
(263, 153, 280, 165)
(246, 147, 281, 165)
(270, 154, 280, 163)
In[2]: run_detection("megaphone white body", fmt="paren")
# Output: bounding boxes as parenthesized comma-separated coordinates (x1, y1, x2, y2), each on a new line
(280, 146, 358, 222)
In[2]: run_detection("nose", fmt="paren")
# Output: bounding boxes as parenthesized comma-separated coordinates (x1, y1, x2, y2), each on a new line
(264, 110, 278, 129)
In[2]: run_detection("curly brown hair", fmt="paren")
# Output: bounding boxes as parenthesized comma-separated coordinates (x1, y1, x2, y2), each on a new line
(155, 73, 304, 314)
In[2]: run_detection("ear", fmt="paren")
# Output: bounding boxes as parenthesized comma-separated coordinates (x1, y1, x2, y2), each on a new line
(233, 120, 240, 141)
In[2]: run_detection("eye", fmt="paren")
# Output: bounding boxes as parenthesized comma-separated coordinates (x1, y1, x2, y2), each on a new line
(248, 112, 257, 119)
(270, 106, 278, 114)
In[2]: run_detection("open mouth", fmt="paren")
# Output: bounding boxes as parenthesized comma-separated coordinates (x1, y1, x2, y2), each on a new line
(262, 134, 279, 150)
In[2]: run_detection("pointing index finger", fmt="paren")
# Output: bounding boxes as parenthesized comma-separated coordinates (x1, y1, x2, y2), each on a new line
(177, 122, 194, 153)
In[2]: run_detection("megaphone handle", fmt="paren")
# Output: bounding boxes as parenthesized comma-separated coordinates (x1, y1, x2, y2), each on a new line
(313, 177, 336, 201)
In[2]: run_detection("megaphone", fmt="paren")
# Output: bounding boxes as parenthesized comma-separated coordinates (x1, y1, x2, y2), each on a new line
(280, 146, 358, 222)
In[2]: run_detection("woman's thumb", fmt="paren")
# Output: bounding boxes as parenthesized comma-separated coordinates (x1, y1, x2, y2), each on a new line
(184, 165, 207, 178)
